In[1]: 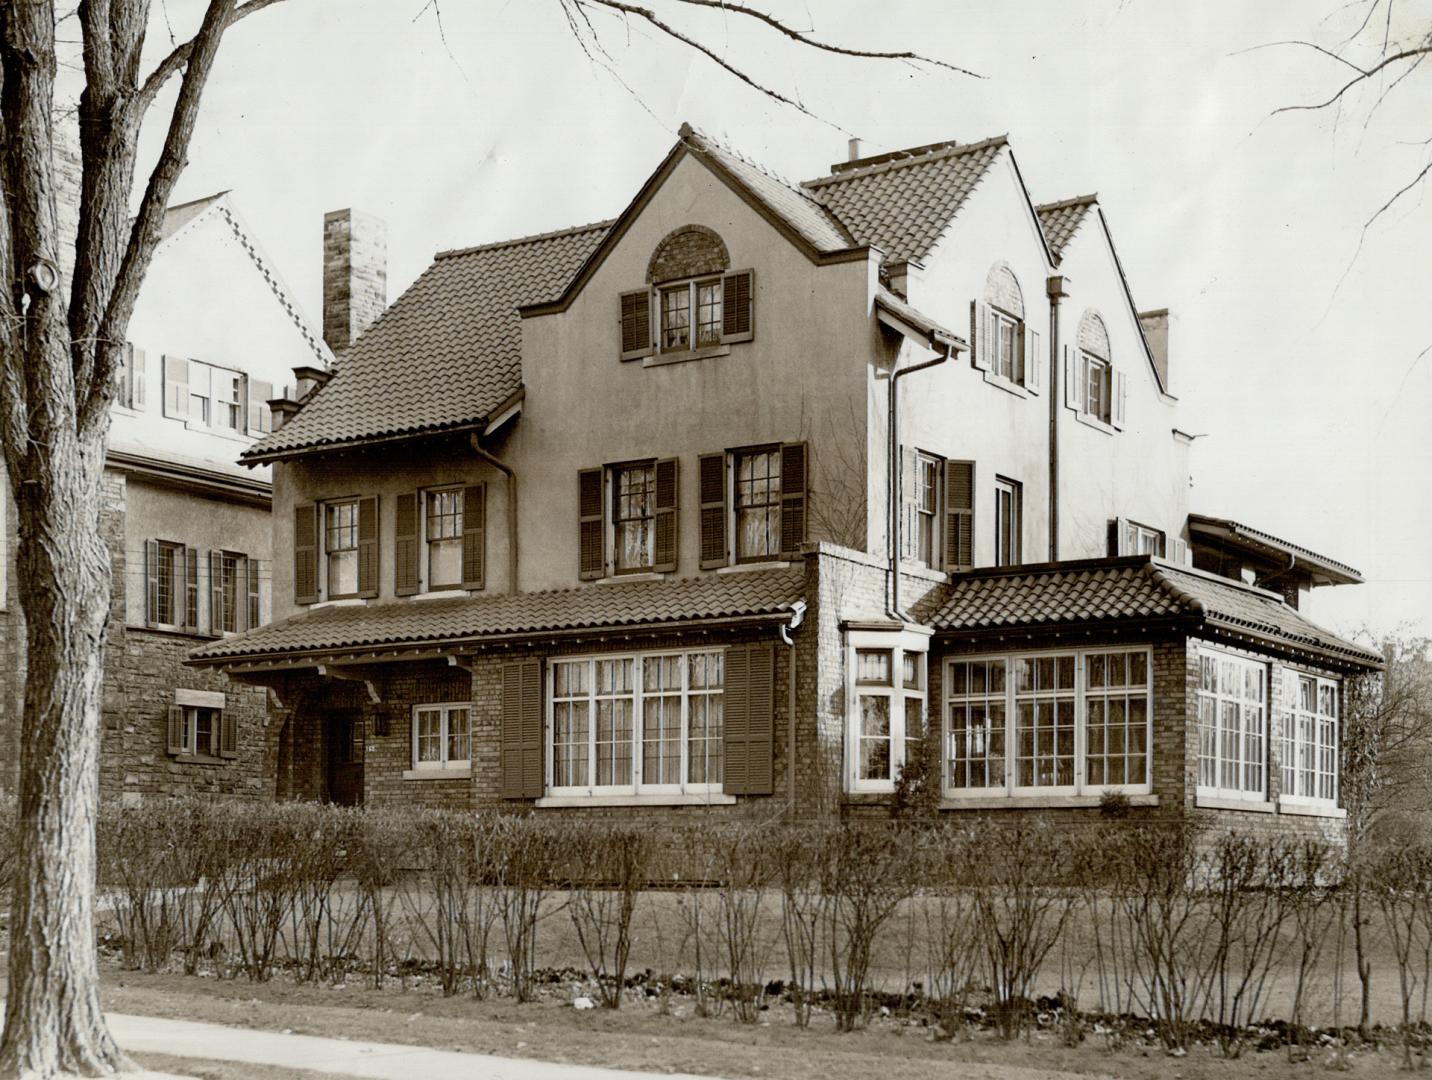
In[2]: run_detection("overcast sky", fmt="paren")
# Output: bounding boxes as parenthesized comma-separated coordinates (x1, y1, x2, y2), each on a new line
(123, 0, 1432, 642)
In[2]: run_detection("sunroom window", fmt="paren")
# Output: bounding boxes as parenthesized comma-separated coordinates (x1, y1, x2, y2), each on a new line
(1280, 672, 1338, 804)
(846, 631, 928, 793)
(1196, 649, 1267, 801)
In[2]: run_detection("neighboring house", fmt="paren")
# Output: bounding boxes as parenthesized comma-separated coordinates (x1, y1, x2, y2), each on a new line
(189, 125, 1379, 835)
(0, 185, 334, 802)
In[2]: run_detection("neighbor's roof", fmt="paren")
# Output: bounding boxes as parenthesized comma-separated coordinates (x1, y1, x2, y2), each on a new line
(159, 192, 228, 241)
(933, 556, 1381, 668)
(802, 137, 1009, 265)
(1035, 194, 1097, 262)
(1187, 515, 1363, 586)
(874, 285, 963, 351)
(188, 566, 805, 667)
(242, 220, 611, 463)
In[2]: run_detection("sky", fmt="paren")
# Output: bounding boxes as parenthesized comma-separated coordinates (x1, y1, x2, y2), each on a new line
(112, 0, 1432, 642)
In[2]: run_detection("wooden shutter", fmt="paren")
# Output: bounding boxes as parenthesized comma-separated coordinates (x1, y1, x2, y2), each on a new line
(246, 556, 260, 630)
(944, 460, 975, 572)
(247, 378, 272, 434)
(721, 269, 754, 343)
(1173, 537, 1189, 566)
(462, 484, 486, 590)
(779, 442, 807, 559)
(578, 468, 604, 580)
(220, 710, 238, 759)
(723, 643, 775, 796)
(1024, 325, 1042, 394)
(653, 458, 678, 573)
(167, 705, 185, 756)
(970, 300, 991, 371)
(1064, 344, 1080, 411)
(1112, 370, 1128, 429)
(184, 546, 199, 631)
(899, 447, 916, 561)
(501, 660, 543, 799)
(144, 540, 160, 627)
(209, 551, 225, 636)
(619, 289, 653, 360)
(162, 355, 189, 419)
(131, 346, 147, 409)
(698, 453, 728, 569)
(294, 504, 320, 604)
(394, 492, 420, 596)
(356, 496, 379, 598)
(1108, 518, 1129, 556)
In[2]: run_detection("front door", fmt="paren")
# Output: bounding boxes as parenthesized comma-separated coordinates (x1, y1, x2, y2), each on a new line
(324, 711, 364, 806)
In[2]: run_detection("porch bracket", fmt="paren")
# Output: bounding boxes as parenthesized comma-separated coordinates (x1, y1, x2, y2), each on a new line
(447, 654, 476, 673)
(317, 664, 382, 705)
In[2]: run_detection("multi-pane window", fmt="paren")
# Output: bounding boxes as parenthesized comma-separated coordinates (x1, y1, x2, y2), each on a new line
(695, 281, 721, 347)
(1281, 673, 1338, 803)
(212, 369, 243, 430)
(153, 540, 184, 626)
(906, 453, 940, 567)
(411, 704, 470, 769)
(848, 636, 927, 793)
(1082, 353, 1112, 423)
(177, 707, 222, 757)
(992, 310, 1022, 383)
(549, 650, 725, 794)
(660, 285, 691, 351)
(219, 551, 243, 633)
(1124, 521, 1165, 557)
(325, 500, 359, 598)
(1196, 649, 1267, 800)
(995, 477, 1021, 567)
(426, 489, 463, 589)
(945, 648, 1153, 797)
(735, 449, 781, 561)
(613, 463, 656, 572)
(660, 278, 723, 352)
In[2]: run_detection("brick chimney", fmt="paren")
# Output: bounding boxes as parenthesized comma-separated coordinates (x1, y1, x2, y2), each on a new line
(323, 208, 387, 354)
(1139, 309, 1170, 392)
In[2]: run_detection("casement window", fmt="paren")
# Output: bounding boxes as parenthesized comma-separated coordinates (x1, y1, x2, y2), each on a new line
(694, 443, 806, 569)
(900, 450, 942, 568)
(1196, 648, 1268, 801)
(548, 650, 725, 795)
(618, 269, 755, 361)
(1107, 518, 1165, 557)
(395, 486, 484, 596)
(411, 704, 471, 770)
(847, 631, 928, 793)
(161, 356, 252, 432)
(146, 542, 258, 634)
(1082, 353, 1112, 424)
(295, 498, 378, 604)
(166, 698, 237, 761)
(994, 477, 1021, 567)
(117, 344, 147, 411)
(145, 539, 190, 629)
(945, 647, 1152, 798)
(209, 550, 250, 635)
(1281, 672, 1338, 804)
(576, 461, 676, 580)
(970, 265, 1042, 393)
(1065, 312, 1125, 429)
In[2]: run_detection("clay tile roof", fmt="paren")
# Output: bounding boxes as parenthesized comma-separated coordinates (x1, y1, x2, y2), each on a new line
(243, 220, 611, 462)
(800, 136, 1008, 264)
(679, 125, 852, 253)
(932, 557, 1381, 668)
(1034, 194, 1097, 261)
(188, 566, 806, 666)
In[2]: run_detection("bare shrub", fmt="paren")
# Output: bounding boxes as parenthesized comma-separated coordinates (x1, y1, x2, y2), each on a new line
(220, 803, 308, 982)
(921, 825, 979, 1039)
(709, 822, 778, 1022)
(492, 814, 570, 1003)
(99, 800, 186, 971)
(1282, 839, 1336, 1061)
(1371, 838, 1432, 1069)
(567, 823, 652, 1008)
(774, 822, 824, 1027)
(348, 808, 409, 988)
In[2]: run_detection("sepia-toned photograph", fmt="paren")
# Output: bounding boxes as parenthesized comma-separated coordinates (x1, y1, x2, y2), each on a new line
(0, 1, 1428, 1076)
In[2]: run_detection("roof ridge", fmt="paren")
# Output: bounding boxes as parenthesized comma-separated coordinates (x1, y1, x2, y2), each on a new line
(436, 219, 615, 261)
(801, 135, 1009, 189)
(1035, 193, 1099, 212)
(1146, 560, 1206, 616)
(679, 122, 821, 203)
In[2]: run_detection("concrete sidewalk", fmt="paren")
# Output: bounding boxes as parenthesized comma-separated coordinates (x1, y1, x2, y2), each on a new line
(108, 1012, 718, 1080)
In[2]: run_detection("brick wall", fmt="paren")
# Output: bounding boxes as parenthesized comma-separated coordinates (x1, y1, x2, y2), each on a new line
(645, 224, 729, 284)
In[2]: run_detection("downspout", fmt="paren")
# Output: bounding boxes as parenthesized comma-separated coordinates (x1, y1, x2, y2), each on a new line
(1046, 275, 1070, 561)
(889, 343, 953, 621)
(469, 433, 517, 593)
(780, 599, 807, 816)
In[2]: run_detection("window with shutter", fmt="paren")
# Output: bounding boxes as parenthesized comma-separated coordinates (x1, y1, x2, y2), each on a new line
(423, 488, 464, 590)
(723, 643, 775, 796)
(162, 355, 189, 419)
(294, 504, 320, 604)
(619, 289, 653, 361)
(698, 453, 728, 568)
(220, 710, 238, 759)
(994, 477, 1022, 567)
(356, 497, 379, 598)
(501, 660, 543, 799)
(394, 492, 419, 596)
(144, 539, 161, 626)
(1024, 326, 1043, 394)
(578, 468, 604, 580)
(944, 460, 975, 571)
(652, 458, 678, 573)
(209, 550, 225, 636)
(904, 449, 942, 568)
(461, 484, 486, 590)
(721, 269, 754, 343)
(184, 547, 199, 631)
(166, 705, 186, 755)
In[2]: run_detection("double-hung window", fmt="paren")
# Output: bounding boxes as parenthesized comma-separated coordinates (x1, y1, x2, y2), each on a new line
(412, 704, 470, 770)
(1196, 649, 1267, 801)
(613, 462, 656, 572)
(1281, 673, 1338, 804)
(945, 647, 1152, 798)
(1082, 352, 1112, 424)
(425, 488, 463, 589)
(991, 309, 1023, 383)
(549, 650, 725, 795)
(994, 477, 1021, 566)
(847, 632, 928, 793)
(734, 448, 781, 562)
(325, 500, 360, 598)
(902, 452, 942, 567)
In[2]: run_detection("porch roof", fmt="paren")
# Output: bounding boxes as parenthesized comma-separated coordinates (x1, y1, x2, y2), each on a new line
(931, 556, 1382, 669)
(187, 566, 806, 669)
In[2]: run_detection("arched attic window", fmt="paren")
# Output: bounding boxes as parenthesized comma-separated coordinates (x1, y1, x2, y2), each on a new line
(1067, 310, 1125, 429)
(970, 262, 1041, 392)
(618, 225, 754, 360)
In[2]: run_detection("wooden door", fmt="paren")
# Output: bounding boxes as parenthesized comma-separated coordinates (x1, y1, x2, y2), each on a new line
(324, 711, 364, 806)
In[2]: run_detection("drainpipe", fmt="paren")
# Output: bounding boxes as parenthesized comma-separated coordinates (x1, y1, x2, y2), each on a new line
(469, 433, 517, 593)
(780, 600, 807, 817)
(1046, 275, 1071, 561)
(889, 344, 953, 621)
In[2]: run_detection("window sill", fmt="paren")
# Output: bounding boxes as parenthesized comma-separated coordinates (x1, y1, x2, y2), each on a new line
(981, 370, 1031, 398)
(169, 754, 233, 766)
(403, 767, 472, 781)
(1073, 411, 1117, 436)
(132, 624, 216, 641)
(1195, 794, 1275, 813)
(596, 572, 666, 585)
(1278, 798, 1346, 819)
(536, 793, 737, 808)
(312, 598, 367, 610)
(940, 793, 1159, 811)
(184, 420, 252, 442)
(716, 560, 792, 574)
(642, 345, 731, 368)
(410, 588, 469, 601)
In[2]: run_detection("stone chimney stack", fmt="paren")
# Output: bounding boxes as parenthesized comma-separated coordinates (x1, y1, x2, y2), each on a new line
(323, 208, 387, 354)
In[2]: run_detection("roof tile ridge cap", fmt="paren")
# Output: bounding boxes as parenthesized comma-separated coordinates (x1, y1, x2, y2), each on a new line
(436, 219, 616, 261)
(680, 123, 812, 193)
(1148, 560, 1205, 615)
(801, 134, 1009, 189)
(1034, 193, 1100, 213)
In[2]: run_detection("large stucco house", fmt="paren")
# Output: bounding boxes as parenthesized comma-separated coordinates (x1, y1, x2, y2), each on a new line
(189, 125, 1379, 831)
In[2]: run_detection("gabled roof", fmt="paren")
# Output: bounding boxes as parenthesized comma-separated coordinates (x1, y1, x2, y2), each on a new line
(159, 192, 228, 241)
(1187, 515, 1363, 586)
(932, 556, 1381, 669)
(242, 221, 611, 463)
(1035, 194, 1097, 262)
(801, 137, 1008, 264)
(188, 566, 805, 667)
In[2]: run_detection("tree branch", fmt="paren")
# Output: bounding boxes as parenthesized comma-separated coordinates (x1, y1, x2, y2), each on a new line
(1270, 45, 1432, 117)
(135, 0, 285, 111)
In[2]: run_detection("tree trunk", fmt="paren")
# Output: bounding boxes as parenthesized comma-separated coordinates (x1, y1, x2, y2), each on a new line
(0, 414, 130, 1077)
(1353, 874, 1372, 1037)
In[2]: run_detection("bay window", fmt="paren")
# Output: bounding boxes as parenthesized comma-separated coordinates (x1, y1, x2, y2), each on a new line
(1196, 649, 1267, 801)
(1281, 672, 1338, 804)
(846, 630, 929, 793)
